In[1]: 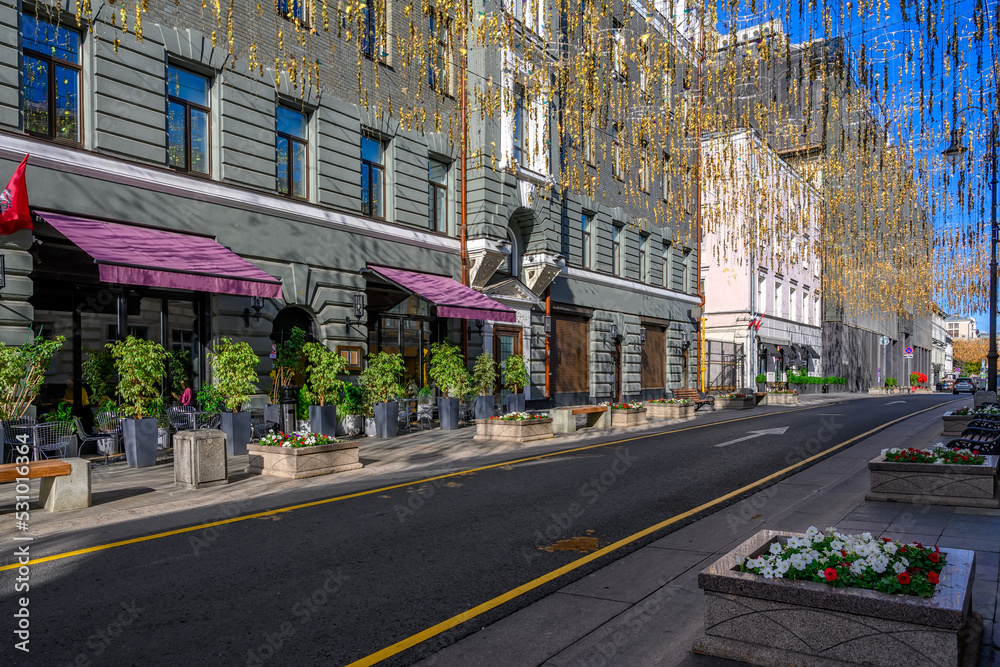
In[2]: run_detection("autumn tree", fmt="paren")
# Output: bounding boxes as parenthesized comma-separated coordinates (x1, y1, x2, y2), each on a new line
(953, 338, 989, 366)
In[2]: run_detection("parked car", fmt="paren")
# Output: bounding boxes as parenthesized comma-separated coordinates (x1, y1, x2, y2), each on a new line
(953, 378, 976, 394)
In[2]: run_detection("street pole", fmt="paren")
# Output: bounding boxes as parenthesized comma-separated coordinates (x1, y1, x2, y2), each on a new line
(989, 112, 998, 393)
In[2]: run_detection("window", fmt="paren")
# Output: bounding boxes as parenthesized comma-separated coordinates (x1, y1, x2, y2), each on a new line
(107, 325, 149, 343)
(22, 16, 82, 143)
(498, 227, 518, 276)
(428, 159, 448, 233)
(582, 112, 596, 165)
(172, 330, 195, 354)
(277, 0, 308, 23)
(361, 135, 385, 218)
(662, 152, 671, 200)
(167, 65, 211, 175)
(789, 287, 797, 321)
(814, 296, 821, 324)
(640, 145, 651, 192)
(639, 43, 651, 95)
(612, 224, 623, 276)
(757, 274, 766, 311)
(612, 125, 624, 180)
(582, 212, 593, 268)
(361, 0, 386, 61)
(513, 83, 525, 165)
(429, 10, 451, 94)
(662, 242, 673, 288)
(774, 282, 783, 318)
(639, 234, 648, 282)
(682, 248, 693, 292)
(802, 290, 810, 324)
(276, 106, 308, 199)
(612, 19, 626, 78)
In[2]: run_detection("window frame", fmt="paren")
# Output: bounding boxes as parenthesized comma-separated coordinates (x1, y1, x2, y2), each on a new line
(361, 0, 387, 62)
(612, 124, 624, 180)
(428, 158, 449, 233)
(361, 134, 386, 219)
(276, 105, 309, 200)
(582, 211, 593, 268)
(639, 234, 648, 282)
(582, 111, 596, 165)
(612, 18, 626, 79)
(277, 0, 310, 24)
(640, 144, 651, 192)
(662, 241, 673, 288)
(166, 64, 212, 176)
(512, 83, 526, 166)
(21, 16, 83, 144)
(428, 8, 452, 96)
(612, 223, 623, 276)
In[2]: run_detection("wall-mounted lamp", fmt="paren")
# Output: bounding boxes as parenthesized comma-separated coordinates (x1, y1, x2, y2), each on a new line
(0, 254, 6, 294)
(610, 322, 618, 339)
(469, 319, 485, 336)
(243, 295, 264, 327)
(346, 289, 367, 335)
(680, 330, 692, 349)
(639, 326, 647, 344)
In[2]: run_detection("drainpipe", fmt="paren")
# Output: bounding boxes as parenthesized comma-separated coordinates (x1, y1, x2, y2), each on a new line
(545, 287, 551, 398)
(460, 28, 469, 361)
(694, 10, 706, 392)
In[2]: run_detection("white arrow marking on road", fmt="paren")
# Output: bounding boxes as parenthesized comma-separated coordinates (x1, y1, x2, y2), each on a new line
(885, 401, 907, 405)
(714, 427, 789, 448)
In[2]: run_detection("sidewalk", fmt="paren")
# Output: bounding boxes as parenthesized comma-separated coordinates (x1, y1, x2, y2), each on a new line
(416, 400, 1000, 667)
(0, 393, 860, 540)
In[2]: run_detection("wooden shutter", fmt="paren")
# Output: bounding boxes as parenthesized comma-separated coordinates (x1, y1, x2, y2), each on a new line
(552, 315, 589, 394)
(641, 325, 666, 389)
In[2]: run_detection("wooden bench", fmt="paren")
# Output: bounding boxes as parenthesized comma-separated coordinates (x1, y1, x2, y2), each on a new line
(673, 388, 715, 412)
(552, 405, 610, 433)
(0, 459, 91, 511)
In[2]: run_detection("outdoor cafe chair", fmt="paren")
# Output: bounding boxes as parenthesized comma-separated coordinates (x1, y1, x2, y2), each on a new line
(2, 416, 35, 463)
(94, 411, 126, 465)
(74, 417, 116, 463)
(168, 406, 197, 432)
(416, 403, 434, 430)
(31, 421, 76, 460)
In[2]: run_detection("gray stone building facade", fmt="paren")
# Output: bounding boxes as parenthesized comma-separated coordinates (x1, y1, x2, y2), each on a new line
(0, 0, 701, 409)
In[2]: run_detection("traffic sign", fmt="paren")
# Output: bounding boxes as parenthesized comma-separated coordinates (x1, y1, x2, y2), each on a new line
(904, 346, 913, 358)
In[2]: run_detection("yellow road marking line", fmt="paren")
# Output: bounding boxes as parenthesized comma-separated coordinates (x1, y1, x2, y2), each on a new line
(0, 397, 937, 574)
(344, 399, 954, 667)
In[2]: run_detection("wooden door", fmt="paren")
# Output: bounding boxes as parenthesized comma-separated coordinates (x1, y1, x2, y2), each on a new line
(613, 338, 623, 402)
(641, 325, 666, 390)
(493, 325, 523, 397)
(552, 315, 589, 395)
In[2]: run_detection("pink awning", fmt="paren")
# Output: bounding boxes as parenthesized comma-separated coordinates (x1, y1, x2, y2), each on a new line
(367, 265, 517, 323)
(39, 212, 283, 299)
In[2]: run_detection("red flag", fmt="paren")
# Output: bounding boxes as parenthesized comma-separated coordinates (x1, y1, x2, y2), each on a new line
(0, 155, 31, 234)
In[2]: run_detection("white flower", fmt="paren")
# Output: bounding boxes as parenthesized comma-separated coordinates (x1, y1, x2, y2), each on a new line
(883, 541, 898, 555)
(849, 561, 866, 575)
(805, 526, 820, 538)
(770, 542, 783, 555)
(830, 540, 844, 551)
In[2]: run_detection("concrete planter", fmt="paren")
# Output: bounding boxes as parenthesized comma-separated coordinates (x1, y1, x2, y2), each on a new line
(866, 454, 999, 508)
(174, 429, 228, 489)
(246, 441, 362, 479)
(646, 402, 694, 420)
(474, 417, 553, 442)
(609, 408, 648, 427)
(941, 413, 973, 436)
(695, 530, 977, 667)
(716, 396, 755, 410)
(765, 393, 799, 405)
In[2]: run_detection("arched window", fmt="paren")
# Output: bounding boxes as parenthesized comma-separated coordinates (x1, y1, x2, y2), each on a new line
(497, 227, 519, 277)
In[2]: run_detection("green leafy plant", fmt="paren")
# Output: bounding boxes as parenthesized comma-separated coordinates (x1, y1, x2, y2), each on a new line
(417, 386, 434, 404)
(296, 386, 309, 421)
(0, 335, 66, 420)
(428, 342, 468, 399)
(270, 326, 307, 404)
(300, 342, 348, 407)
(338, 383, 365, 415)
(40, 401, 74, 423)
(885, 377, 898, 387)
(211, 338, 259, 413)
(82, 347, 117, 406)
(107, 336, 168, 419)
(360, 352, 405, 404)
(197, 384, 224, 416)
(472, 352, 497, 396)
(167, 349, 193, 395)
(755, 373, 766, 384)
(502, 354, 529, 393)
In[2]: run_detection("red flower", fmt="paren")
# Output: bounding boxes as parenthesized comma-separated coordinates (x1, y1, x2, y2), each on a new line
(929, 552, 940, 563)
(928, 571, 939, 584)
(897, 572, 910, 585)
(824, 567, 838, 582)
(841, 550, 848, 557)
(882, 537, 892, 542)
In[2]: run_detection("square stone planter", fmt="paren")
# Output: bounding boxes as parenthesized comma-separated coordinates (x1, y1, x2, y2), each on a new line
(474, 418, 553, 442)
(246, 441, 363, 479)
(765, 393, 799, 405)
(646, 402, 694, 420)
(609, 408, 648, 427)
(694, 530, 978, 667)
(941, 413, 973, 436)
(716, 396, 755, 410)
(866, 454, 999, 508)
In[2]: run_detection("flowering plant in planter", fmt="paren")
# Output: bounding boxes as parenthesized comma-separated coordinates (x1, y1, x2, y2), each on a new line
(740, 526, 946, 598)
(600, 401, 644, 410)
(768, 389, 798, 395)
(258, 431, 340, 448)
(489, 412, 548, 421)
(881, 445, 986, 465)
(717, 393, 752, 399)
(950, 407, 973, 416)
(974, 406, 1000, 415)
(648, 398, 690, 404)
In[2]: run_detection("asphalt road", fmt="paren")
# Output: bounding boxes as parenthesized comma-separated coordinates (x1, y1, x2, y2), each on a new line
(0, 394, 957, 666)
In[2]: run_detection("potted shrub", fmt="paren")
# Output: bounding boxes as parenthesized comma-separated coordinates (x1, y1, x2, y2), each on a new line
(82, 347, 117, 412)
(0, 335, 65, 420)
(266, 326, 306, 429)
(301, 342, 347, 437)
(360, 351, 404, 438)
(755, 373, 766, 394)
(337, 383, 365, 436)
(428, 342, 468, 430)
(107, 336, 167, 468)
(503, 354, 529, 413)
(212, 338, 259, 456)
(472, 352, 498, 420)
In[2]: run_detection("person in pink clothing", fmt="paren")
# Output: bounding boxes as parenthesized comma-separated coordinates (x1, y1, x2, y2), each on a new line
(174, 379, 193, 406)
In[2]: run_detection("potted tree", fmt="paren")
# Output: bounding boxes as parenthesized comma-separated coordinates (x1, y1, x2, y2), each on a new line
(0, 335, 65, 420)
(503, 354, 530, 413)
(428, 342, 468, 430)
(266, 326, 306, 430)
(301, 342, 347, 437)
(472, 352, 498, 420)
(212, 338, 259, 456)
(360, 351, 404, 438)
(337, 383, 365, 436)
(106, 336, 167, 468)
